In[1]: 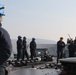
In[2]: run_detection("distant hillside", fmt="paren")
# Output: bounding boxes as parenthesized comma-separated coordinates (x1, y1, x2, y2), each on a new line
(32, 38, 56, 44)
(12, 38, 56, 44)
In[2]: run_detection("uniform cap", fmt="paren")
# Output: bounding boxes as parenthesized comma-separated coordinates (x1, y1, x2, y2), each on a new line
(0, 10, 5, 16)
(0, 4, 5, 10)
(0, 3, 5, 16)
(18, 36, 22, 38)
(32, 38, 35, 40)
(23, 36, 26, 39)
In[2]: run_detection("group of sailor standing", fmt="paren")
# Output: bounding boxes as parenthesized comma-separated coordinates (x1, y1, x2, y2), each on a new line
(16, 36, 36, 61)
(57, 37, 76, 63)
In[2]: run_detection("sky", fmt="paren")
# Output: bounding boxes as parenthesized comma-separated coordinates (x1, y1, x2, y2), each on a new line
(0, 0, 76, 43)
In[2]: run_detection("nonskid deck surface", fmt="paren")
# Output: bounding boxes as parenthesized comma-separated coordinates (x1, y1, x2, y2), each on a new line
(8, 68, 59, 75)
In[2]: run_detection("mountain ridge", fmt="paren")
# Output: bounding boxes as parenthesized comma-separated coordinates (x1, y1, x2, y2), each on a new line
(11, 38, 56, 44)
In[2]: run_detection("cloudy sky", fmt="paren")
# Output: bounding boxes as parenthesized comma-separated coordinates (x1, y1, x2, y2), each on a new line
(0, 0, 76, 42)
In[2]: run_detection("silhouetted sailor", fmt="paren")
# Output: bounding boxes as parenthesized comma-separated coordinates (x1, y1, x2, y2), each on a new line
(30, 38, 36, 60)
(17, 36, 23, 61)
(68, 39, 75, 57)
(57, 37, 65, 63)
(74, 37, 76, 55)
(22, 36, 29, 60)
(0, 4, 12, 75)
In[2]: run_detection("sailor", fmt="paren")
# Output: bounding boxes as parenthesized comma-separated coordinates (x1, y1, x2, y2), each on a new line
(22, 36, 29, 60)
(57, 37, 65, 63)
(68, 39, 75, 57)
(74, 37, 76, 56)
(17, 36, 23, 61)
(30, 38, 36, 60)
(0, 4, 12, 75)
